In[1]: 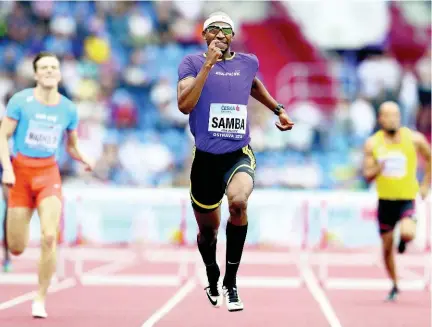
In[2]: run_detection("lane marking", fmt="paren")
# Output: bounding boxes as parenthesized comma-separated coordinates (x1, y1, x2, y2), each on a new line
(0, 278, 76, 310)
(140, 279, 196, 327)
(0, 259, 132, 311)
(300, 266, 343, 327)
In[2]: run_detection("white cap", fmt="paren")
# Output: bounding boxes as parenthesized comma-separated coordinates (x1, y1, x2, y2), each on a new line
(203, 12, 235, 32)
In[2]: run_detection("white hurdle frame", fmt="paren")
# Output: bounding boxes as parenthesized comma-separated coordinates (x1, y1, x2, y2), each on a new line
(1, 191, 429, 292)
(64, 191, 307, 289)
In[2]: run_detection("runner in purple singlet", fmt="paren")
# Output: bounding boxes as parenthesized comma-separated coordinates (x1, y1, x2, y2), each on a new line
(177, 12, 294, 312)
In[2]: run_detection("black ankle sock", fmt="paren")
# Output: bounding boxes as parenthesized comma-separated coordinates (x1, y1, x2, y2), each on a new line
(223, 222, 248, 287)
(197, 233, 219, 283)
(197, 234, 217, 266)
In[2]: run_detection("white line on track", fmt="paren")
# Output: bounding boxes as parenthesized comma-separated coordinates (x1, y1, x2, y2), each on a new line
(140, 279, 196, 327)
(0, 277, 76, 311)
(0, 259, 132, 311)
(300, 266, 343, 327)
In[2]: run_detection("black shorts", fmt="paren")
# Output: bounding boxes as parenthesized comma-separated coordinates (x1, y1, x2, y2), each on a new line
(190, 145, 256, 213)
(377, 199, 416, 234)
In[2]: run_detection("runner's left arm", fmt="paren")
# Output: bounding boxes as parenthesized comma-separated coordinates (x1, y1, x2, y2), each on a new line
(65, 130, 92, 167)
(250, 77, 294, 131)
(65, 103, 94, 171)
(0, 117, 16, 172)
(250, 77, 279, 112)
(0, 93, 22, 172)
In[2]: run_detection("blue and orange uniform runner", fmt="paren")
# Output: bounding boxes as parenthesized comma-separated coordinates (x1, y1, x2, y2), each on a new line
(6, 88, 78, 208)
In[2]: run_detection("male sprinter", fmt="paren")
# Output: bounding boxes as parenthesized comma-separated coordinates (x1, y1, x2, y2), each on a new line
(177, 12, 294, 311)
(362, 101, 431, 301)
(0, 52, 94, 318)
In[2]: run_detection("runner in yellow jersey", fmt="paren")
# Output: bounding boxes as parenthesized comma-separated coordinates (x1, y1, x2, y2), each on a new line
(362, 101, 431, 301)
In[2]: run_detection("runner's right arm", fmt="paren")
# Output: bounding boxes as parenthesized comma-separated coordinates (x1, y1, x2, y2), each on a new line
(177, 41, 221, 114)
(177, 64, 212, 114)
(362, 137, 383, 182)
(0, 93, 21, 172)
(0, 117, 16, 172)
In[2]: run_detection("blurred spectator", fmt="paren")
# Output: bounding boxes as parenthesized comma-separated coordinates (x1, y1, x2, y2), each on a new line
(117, 133, 174, 186)
(348, 96, 376, 143)
(93, 141, 122, 183)
(110, 89, 138, 130)
(150, 77, 188, 130)
(414, 48, 431, 143)
(357, 51, 402, 101)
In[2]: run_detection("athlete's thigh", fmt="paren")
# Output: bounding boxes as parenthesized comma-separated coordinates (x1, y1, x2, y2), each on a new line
(8, 164, 35, 209)
(7, 207, 33, 248)
(224, 145, 256, 199)
(33, 164, 62, 208)
(6, 164, 34, 248)
(377, 200, 399, 235)
(226, 172, 253, 201)
(190, 150, 225, 212)
(37, 196, 62, 238)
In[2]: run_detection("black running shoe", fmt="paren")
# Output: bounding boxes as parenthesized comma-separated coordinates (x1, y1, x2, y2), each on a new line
(222, 285, 244, 312)
(398, 240, 406, 254)
(386, 285, 399, 301)
(204, 264, 222, 308)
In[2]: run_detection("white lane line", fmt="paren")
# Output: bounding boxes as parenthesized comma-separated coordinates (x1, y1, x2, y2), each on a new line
(140, 279, 196, 327)
(0, 259, 132, 311)
(0, 278, 76, 310)
(300, 266, 343, 327)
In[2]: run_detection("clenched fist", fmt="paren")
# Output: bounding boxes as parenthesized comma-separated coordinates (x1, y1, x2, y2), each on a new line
(205, 40, 223, 66)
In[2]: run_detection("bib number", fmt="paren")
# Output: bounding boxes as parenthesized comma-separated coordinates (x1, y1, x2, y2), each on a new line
(25, 120, 62, 151)
(208, 103, 247, 140)
(378, 151, 407, 178)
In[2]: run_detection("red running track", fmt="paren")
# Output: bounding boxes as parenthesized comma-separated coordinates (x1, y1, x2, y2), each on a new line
(0, 258, 429, 327)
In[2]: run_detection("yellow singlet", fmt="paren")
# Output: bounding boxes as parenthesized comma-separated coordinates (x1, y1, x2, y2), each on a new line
(371, 127, 419, 200)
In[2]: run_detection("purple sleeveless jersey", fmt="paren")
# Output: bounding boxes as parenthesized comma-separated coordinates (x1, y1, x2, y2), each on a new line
(178, 52, 259, 154)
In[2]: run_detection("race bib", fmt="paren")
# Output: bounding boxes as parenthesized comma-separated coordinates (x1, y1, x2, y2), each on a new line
(208, 103, 247, 140)
(378, 151, 407, 178)
(25, 120, 62, 151)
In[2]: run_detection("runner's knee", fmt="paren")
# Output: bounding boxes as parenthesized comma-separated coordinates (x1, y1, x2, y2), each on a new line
(228, 194, 248, 222)
(9, 241, 26, 256)
(41, 232, 56, 250)
(400, 230, 415, 242)
(400, 217, 416, 242)
(382, 242, 393, 258)
(198, 226, 218, 245)
(7, 208, 32, 256)
(8, 229, 27, 255)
